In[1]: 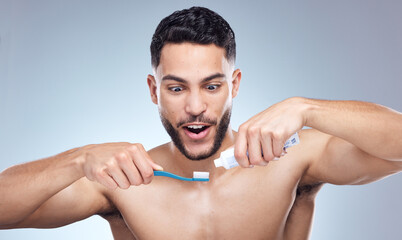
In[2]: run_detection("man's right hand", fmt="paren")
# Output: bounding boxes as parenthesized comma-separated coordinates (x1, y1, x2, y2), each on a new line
(79, 143, 164, 190)
(0, 142, 160, 228)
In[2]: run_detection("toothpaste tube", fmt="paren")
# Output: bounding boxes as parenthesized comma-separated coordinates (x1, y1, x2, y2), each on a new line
(214, 132, 300, 170)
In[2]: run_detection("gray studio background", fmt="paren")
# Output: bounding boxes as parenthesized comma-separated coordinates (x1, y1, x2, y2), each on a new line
(1, 0, 401, 239)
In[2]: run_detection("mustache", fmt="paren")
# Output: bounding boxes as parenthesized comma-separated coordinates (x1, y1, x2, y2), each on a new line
(176, 114, 217, 128)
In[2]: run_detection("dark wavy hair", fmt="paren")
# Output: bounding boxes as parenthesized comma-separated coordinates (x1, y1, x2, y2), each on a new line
(150, 6, 236, 69)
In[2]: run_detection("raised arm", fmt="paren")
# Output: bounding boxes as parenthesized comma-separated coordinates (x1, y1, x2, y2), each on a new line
(301, 99, 402, 184)
(0, 142, 163, 229)
(304, 99, 402, 161)
(234, 97, 402, 183)
(299, 129, 402, 185)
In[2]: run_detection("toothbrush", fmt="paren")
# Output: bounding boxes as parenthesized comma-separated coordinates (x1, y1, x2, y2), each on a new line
(154, 170, 209, 182)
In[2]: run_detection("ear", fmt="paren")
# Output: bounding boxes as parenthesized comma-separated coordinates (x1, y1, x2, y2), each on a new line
(231, 69, 242, 98)
(147, 74, 158, 105)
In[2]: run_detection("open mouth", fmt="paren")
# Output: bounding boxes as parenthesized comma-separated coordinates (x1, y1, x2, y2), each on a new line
(184, 125, 210, 134)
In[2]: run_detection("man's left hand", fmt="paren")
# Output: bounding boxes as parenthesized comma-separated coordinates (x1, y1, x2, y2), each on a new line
(234, 97, 309, 167)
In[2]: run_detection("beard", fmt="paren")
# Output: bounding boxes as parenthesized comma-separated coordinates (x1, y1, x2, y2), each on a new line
(160, 108, 232, 161)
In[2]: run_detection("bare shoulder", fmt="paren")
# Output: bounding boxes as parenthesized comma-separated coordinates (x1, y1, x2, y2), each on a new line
(147, 142, 171, 166)
(147, 142, 170, 155)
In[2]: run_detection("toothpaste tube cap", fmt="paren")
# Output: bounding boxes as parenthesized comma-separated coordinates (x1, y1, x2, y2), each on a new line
(214, 148, 239, 170)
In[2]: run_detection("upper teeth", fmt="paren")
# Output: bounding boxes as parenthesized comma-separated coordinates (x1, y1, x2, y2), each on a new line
(187, 125, 204, 129)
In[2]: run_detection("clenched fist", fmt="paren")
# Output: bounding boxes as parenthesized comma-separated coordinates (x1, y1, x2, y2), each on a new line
(78, 143, 163, 190)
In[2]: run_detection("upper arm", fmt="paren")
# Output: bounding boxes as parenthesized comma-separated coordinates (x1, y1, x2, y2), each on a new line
(11, 178, 112, 228)
(302, 129, 402, 185)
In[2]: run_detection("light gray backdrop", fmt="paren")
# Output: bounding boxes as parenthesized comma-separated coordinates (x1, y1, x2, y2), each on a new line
(1, 0, 401, 239)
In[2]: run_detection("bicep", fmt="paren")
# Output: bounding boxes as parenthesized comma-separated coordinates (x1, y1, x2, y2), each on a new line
(13, 178, 111, 228)
(305, 130, 402, 185)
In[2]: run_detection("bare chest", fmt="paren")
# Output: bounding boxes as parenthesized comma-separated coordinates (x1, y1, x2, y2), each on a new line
(110, 166, 307, 240)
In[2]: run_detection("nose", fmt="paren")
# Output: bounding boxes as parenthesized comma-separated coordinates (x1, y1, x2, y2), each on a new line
(185, 91, 207, 116)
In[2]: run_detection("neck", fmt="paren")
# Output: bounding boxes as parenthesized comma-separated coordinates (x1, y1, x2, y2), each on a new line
(167, 127, 238, 179)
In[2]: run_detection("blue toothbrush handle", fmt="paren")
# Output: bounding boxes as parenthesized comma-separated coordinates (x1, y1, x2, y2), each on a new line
(154, 170, 190, 181)
(153, 170, 209, 182)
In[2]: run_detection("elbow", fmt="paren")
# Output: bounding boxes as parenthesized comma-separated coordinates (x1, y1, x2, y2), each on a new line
(0, 220, 22, 230)
(0, 214, 26, 229)
(391, 161, 402, 172)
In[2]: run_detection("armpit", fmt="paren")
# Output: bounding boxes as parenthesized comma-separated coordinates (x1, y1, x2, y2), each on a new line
(99, 211, 136, 240)
(296, 182, 323, 199)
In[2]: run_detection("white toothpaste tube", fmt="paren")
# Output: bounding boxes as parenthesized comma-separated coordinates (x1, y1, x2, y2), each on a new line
(214, 132, 300, 170)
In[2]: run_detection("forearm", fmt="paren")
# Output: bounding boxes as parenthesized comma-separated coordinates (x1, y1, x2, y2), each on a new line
(303, 98, 402, 161)
(0, 148, 85, 225)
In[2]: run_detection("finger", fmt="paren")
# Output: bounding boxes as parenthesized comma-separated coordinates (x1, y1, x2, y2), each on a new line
(96, 170, 118, 190)
(140, 145, 164, 171)
(129, 144, 163, 171)
(117, 151, 144, 186)
(107, 162, 132, 189)
(133, 147, 157, 185)
(234, 124, 251, 168)
(272, 133, 286, 158)
(261, 131, 275, 162)
(247, 127, 265, 166)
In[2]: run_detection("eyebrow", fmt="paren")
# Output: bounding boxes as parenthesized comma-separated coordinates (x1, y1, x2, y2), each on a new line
(161, 73, 226, 83)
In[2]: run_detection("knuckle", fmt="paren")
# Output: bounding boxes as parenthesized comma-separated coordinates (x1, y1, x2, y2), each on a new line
(272, 130, 284, 141)
(116, 152, 129, 164)
(95, 169, 107, 180)
(143, 176, 153, 185)
(247, 126, 260, 137)
(261, 127, 272, 136)
(128, 144, 140, 153)
(120, 151, 129, 159)
(263, 153, 274, 162)
(273, 148, 282, 158)
(142, 169, 154, 178)
(132, 182, 141, 186)
(249, 157, 262, 165)
(233, 148, 243, 160)
(234, 151, 248, 167)
(238, 124, 247, 132)
(238, 160, 249, 168)
(132, 176, 143, 186)
(120, 182, 130, 189)
(136, 143, 145, 151)
(106, 160, 117, 169)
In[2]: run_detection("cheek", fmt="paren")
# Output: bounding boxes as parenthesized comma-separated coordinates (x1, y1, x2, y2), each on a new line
(159, 93, 184, 120)
(219, 85, 232, 105)
(209, 87, 232, 114)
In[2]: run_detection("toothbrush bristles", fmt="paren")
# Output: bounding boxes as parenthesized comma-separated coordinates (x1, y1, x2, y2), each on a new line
(193, 171, 209, 179)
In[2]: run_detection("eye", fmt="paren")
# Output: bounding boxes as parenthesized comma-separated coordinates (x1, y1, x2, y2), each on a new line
(206, 85, 219, 91)
(169, 86, 183, 92)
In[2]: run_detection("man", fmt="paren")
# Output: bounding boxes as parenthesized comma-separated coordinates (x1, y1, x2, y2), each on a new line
(0, 6, 401, 240)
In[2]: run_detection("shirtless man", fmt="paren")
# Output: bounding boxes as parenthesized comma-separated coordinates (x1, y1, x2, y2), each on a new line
(1, 6, 401, 240)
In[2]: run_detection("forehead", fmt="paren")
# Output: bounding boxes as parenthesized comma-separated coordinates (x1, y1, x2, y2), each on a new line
(156, 43, 230, 80)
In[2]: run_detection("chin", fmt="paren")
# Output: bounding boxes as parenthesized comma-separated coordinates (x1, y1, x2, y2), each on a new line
(176, 140, 217, 161)
(184, 142, 214, 158)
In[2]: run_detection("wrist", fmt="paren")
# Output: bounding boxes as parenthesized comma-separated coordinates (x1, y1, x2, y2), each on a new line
(68, 146, 88, 179)
(292, 97, 319, 128)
